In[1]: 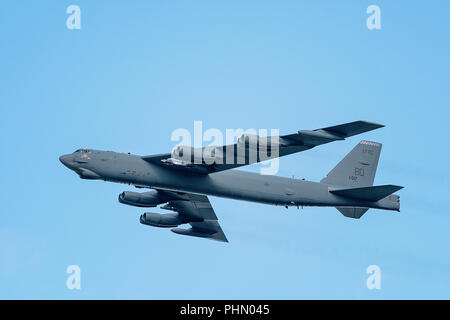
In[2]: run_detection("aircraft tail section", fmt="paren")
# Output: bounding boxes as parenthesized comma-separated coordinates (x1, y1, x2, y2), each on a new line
(322, 141, 402, 218)
(321, 140, 382, 187)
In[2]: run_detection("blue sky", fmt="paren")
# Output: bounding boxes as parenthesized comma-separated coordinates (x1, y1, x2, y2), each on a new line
(0, 1, 449, 299)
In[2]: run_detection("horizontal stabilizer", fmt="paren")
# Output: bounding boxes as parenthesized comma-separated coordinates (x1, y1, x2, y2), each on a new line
(330, 184, 403, 202)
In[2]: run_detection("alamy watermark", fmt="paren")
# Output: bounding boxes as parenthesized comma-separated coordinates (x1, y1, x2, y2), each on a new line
(170, 121, 280, 175)
(66, 5, 81, 30)
(366, 265, 381, 290)
(366, 5, 381, 30)
(66, 265, 81, 290)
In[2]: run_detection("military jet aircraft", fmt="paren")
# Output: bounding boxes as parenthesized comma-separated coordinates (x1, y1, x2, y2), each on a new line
(60, 120, 402, 242)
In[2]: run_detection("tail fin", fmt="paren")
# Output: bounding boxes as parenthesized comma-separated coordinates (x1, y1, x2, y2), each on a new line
(330, 184, 403, 202)
(322, 141, 382, 219)
(321, 140, 382, 187)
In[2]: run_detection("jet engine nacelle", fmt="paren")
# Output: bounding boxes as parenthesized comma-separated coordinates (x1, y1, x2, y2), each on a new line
(140, 212, 184, 228)
(119, 190, 174, 207)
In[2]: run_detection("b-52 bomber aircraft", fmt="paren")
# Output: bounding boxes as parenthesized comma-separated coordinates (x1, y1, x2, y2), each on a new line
(60, 120, 402, 242)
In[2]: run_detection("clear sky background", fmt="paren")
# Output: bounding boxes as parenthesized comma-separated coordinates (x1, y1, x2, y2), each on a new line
(1, 1, 449, 299)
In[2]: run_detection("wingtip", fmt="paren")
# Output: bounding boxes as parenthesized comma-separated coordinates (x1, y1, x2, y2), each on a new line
(214, 233, 229, 243)
(388, 184, 404, 193)
(359, 120, 385, 128)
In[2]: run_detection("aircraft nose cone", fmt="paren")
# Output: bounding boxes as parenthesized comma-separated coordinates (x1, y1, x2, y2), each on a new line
(59, 154, 72, 167)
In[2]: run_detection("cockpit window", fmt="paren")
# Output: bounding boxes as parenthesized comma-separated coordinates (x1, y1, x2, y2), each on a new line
(74, 149, 91, 154)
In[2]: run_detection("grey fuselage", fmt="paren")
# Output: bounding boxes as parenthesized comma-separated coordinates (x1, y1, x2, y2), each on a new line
(59, 149, 398, 211)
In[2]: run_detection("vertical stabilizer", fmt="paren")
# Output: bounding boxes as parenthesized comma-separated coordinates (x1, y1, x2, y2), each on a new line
(321, 141, 382, 187)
